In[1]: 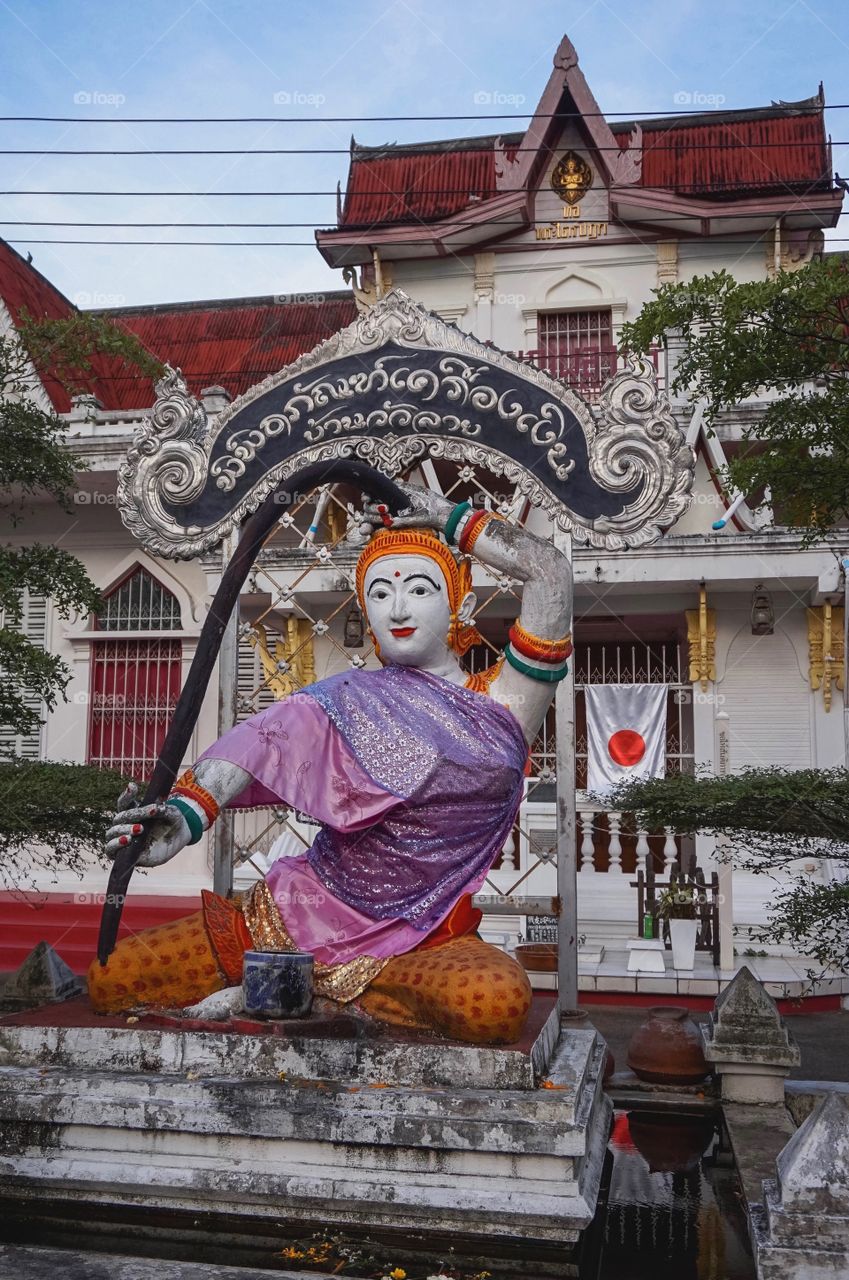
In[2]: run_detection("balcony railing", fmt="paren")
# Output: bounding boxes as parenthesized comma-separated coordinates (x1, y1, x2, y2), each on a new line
(509, 346, 664, 399)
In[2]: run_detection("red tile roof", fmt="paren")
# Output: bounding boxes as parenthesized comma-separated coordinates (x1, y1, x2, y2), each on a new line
(341, 136, 518, 227)
(339, 103, 831, 228)
(611, 109, 830, 198)
(0, 236, 357, 413)
(0, 238, 126, 413)
(106, 293, 358, 409)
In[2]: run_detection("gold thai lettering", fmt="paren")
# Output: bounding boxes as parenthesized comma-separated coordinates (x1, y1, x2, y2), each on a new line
(537, 221, 608, 241)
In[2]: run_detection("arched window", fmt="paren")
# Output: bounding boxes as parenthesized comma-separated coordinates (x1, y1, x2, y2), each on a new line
(87, 567, 183, 781)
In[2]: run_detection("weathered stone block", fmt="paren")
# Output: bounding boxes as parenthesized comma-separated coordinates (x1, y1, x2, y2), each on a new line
(701, 965, 799, 1103)
(0, 1013, 612, 1248)
(0, 942, 83, 1011)
(752, 1091, 849, 1279)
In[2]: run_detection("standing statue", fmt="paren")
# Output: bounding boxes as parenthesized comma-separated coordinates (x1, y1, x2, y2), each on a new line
(89, 483, 573, 1045)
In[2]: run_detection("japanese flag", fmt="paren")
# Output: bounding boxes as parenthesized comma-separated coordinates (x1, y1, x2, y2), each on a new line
(585, 683, 667, 797)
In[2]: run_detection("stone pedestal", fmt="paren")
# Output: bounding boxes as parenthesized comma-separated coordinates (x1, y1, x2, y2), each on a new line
(751, 1091, 849, 1279)
(0, 1003, 611, 1250)
(701, 965, 799, 1103)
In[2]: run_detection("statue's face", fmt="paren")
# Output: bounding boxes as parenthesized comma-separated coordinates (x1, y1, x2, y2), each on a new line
(363, 553, 454, 668)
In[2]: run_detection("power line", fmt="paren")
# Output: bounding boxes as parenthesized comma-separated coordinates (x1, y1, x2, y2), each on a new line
(0, 181, 841, 197)
(2, 214, 847, 227)
(0, 140, 843, 156)
(2, 106, 847, 123)
(10, 237, 849, 247)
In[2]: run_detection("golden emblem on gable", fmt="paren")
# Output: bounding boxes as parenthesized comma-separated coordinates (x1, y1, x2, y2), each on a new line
(551, 150, 593, 205)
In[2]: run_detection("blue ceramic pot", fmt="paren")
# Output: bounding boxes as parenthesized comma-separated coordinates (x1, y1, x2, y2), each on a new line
(242, 950, 314, 1019)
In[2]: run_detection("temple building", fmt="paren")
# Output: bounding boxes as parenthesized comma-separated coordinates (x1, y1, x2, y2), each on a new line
(0, 34, 845, 999)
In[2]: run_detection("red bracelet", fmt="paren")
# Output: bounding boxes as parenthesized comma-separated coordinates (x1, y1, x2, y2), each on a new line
(508, 623, 573, 664)
(172, 768, 220, 826)
(459, 510, 504, 555)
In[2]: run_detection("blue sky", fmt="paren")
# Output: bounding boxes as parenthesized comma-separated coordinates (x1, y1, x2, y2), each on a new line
(0, 0, 846, 306)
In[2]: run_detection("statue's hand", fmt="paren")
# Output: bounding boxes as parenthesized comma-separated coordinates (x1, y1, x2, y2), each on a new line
(362, 479, 454, 531)
(105, 781, 192, 868)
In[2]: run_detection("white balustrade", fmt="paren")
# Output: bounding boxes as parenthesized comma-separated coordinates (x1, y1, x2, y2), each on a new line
(607, 811, 623, 874)
(579, 811, 596, 873)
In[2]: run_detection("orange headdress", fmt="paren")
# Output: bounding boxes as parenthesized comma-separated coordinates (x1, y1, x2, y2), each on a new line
(355, 527, 483, 657)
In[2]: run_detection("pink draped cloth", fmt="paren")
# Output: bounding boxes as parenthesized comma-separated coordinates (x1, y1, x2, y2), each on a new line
(199, 666, 527, 967)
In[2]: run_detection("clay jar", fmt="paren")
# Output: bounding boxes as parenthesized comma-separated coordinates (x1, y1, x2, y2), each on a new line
(626, 1005, 709, 1085)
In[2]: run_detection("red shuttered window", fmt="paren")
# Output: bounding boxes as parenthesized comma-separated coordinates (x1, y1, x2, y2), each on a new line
(87, 568, 182, 782)
(537, 309, 615, 393)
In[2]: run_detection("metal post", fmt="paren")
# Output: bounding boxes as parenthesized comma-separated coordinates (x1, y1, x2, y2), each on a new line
(714, 709, 734, 972)
(555, 530, 579, 1012)
(213, 532, 239, 897)
(843, 556, 849, 769)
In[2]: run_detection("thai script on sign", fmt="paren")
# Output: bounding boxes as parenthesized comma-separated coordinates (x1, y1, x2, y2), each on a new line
(536, 221, 609, 241)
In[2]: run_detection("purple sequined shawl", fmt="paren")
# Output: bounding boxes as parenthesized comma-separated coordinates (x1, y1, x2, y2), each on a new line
(201, 665, 527, 931)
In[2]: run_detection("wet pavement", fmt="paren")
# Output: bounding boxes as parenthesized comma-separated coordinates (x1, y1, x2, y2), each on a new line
(582, 1002, 849, 1083)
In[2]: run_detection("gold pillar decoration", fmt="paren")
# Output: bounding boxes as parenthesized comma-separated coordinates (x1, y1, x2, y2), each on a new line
(685, 586, 716, 691)
(326, 497, 346, 545)
(250, 617, 317, 699)
(341, 261, 394, 313)
(656, 239, 679, 285)
(807, 604, 844, 712)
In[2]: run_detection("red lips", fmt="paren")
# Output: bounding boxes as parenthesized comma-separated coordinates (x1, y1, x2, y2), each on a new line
(390, 627, 417, 637)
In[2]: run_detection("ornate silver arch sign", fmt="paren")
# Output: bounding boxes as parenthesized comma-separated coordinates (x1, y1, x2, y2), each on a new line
(118, 289, 693, 556)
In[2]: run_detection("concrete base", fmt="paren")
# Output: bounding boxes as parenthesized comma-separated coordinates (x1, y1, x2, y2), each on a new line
(751, 1195, 849, 1279)
(0, 1004, 612, 1249)
(717, 1061, 791, 1105)
(0, 1246, 318, 1280)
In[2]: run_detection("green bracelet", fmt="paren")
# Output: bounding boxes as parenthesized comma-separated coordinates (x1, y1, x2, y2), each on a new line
(169, 794, 205, 845)
(504, 644, 570, 683)
(444, 500, 472, 545)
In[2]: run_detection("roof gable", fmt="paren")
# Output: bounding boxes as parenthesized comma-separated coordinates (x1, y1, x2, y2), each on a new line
(322, 35, 838, 259)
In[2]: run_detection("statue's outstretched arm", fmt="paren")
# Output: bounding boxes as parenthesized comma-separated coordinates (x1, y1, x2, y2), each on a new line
(104, 757, 251, 869)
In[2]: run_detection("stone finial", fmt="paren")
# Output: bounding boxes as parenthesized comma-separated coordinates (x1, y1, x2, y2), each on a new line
(200, 385, 231, 412)
(68, 392, 103, 420)
(553, 35, 578, 70)
(701, 965, 799, 1103)
(0, 941, 83, 1010)
(776, 1091, 849, 1222)
(754, 1092, 849, 1274)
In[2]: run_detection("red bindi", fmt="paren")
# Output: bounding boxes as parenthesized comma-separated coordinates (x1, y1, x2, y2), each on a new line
(394, 570, 401, 577)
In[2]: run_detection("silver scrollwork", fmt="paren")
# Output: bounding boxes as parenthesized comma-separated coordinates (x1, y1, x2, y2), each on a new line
(117, 290, 694, 558)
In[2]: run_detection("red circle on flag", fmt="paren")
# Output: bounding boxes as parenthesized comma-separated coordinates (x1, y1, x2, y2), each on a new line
(608, 729, 646, 766)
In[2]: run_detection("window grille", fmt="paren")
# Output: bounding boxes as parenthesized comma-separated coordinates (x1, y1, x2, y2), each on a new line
(537, 309, 615, 392)
(87, 568, 183, 780)
(87, 639, 182, 779)
(94, 566, 181, 631)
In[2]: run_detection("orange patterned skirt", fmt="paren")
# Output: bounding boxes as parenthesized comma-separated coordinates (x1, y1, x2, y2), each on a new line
(87, 888, 531, 1046)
